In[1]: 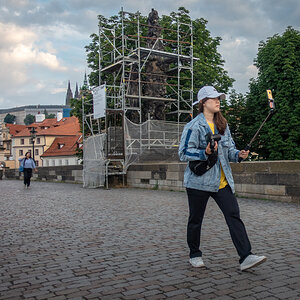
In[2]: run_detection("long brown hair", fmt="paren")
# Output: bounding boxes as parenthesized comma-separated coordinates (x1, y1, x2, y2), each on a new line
(198, 98, 227, 135)
(25, 151, 32, 160)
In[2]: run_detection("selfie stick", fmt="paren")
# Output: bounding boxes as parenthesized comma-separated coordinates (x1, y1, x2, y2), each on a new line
(238, 90, 275, 162)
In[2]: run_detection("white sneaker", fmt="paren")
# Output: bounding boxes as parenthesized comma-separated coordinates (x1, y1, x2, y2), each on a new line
(189, 257, 205, 268)
(240, 254, 267, 271)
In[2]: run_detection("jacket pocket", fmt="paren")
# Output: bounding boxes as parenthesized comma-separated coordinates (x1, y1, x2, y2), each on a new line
(220, 137, 229, 157)
(221, 136, 229, 147)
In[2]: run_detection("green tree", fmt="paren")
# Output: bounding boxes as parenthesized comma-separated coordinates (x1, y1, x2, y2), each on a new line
(24, 114, 35, 125)
(70, 86, 98, 160)
(4, 113, 16, 124)
(43, 109, 56, 119)
(240, 27, 300, 160)
(85, 7, 234, 95)
(70, 84, 94, 132)
(221, 90, 246, 150)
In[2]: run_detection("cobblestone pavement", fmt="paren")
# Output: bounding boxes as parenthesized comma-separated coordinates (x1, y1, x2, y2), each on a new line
(0, 180, 299, 300)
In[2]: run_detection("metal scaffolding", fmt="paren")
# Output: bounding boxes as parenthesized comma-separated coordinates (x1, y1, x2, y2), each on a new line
(82, 8, 199, 188)
(99, 9, 197, 123)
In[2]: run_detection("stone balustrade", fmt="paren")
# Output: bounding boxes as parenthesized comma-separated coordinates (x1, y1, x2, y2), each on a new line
(2, 160, 299, 203)
(127, 161, 300, 203)
(3, 165, 83, 184)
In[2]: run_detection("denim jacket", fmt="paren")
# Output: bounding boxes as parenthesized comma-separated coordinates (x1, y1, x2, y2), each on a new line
(178, 113, 240, 193)
(19, 157, 36, 169)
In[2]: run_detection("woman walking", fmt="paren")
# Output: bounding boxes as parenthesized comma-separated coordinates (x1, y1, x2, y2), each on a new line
(19, 152, 37, 188)
(179, 86, 266, 271)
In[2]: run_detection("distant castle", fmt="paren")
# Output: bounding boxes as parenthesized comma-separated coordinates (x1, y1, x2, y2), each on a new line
(65, 72, 89, 106)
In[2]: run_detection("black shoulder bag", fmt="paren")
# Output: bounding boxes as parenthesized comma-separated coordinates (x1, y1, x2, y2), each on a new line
(189, 133, 221, 176)
(189, 152, 218, 176)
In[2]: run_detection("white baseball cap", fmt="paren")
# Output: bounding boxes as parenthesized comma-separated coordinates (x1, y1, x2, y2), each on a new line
(193, 86, 226, 106)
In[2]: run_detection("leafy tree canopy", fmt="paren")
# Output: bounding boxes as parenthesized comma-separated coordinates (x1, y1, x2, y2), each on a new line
(85, 7, 234, 93)
(24, 114, 35, 125)
(70, 89, 94, 160)
(240, 27, 300, 160)
(221, 90, 246, 150)
(4, 113, 16, 124)
(43, 109, 56, 119)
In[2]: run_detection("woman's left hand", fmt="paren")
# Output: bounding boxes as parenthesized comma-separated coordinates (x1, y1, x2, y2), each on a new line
(238, 150, 250, 159)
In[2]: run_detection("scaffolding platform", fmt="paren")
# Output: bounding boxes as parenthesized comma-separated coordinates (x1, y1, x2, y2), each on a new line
(125, 95, 177, 102)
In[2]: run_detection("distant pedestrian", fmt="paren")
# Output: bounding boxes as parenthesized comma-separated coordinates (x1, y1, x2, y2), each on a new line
(179, 86, 266, 271)
(19, 152, 37, 188)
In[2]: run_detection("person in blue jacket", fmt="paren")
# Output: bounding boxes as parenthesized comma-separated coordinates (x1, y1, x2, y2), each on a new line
(19, 152, 37, 188)
(179, 86, 266, 271)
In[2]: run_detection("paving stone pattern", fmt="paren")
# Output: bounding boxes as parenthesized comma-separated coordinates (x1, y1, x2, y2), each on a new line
(0, 180, 299, 300)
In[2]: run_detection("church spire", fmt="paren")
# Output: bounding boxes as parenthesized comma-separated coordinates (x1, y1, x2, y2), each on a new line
(74, 82, 79, 99)
(65, 80, 73, 106)
(83, 71, 88, 87)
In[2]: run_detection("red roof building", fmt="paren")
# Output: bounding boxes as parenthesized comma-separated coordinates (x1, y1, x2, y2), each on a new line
(41, 135, 82, 166)
(12, 116, 81, 167)
(6, 124, 27, 136)
(14, 116, 80, 138)
(1, 124, 26, 168)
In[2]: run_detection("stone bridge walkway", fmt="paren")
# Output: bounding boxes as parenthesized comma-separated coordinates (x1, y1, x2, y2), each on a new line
(0, 180, 299, 300)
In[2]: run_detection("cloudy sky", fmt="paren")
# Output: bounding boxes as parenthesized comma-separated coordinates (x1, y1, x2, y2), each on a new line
(0, 0, 299, 109)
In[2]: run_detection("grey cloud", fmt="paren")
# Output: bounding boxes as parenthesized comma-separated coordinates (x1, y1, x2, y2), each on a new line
(0, 64, 84, 109)
(187, 0, 269, 38)
(0, 0, 97, 34)
(255, 0, 300, 30)
(2, 0, 299, 36)
(192, 0, 299, 39)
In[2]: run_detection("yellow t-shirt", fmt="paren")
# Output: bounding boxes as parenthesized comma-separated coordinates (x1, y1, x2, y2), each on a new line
(207, 122, 228, 190)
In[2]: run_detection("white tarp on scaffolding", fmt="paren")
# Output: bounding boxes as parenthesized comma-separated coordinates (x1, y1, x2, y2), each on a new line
(83, 134, 106, 188)
(92, 84, 106, 119)
(124, 118, 185, 169)
(83, 117, 185, 188)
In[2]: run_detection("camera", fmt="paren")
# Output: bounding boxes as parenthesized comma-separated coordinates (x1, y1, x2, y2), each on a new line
(206, 132, 221, 154)
(189, 132, 221, 176)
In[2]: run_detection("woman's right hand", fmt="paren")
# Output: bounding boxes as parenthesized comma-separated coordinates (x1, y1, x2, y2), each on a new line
(205, 141, 218, 155)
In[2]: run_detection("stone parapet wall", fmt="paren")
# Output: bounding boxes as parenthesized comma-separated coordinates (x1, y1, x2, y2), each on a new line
(127, 163, 185, 191)
(231, 161, 300, 203)
(2, 161, 299, 203)
(127, 161, 300, 203)
(4, 165, 83, 184)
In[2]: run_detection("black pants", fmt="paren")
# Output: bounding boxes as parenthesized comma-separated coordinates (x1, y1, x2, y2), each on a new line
(186, 185, 252, 263)
(23, 168, 33, 187)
